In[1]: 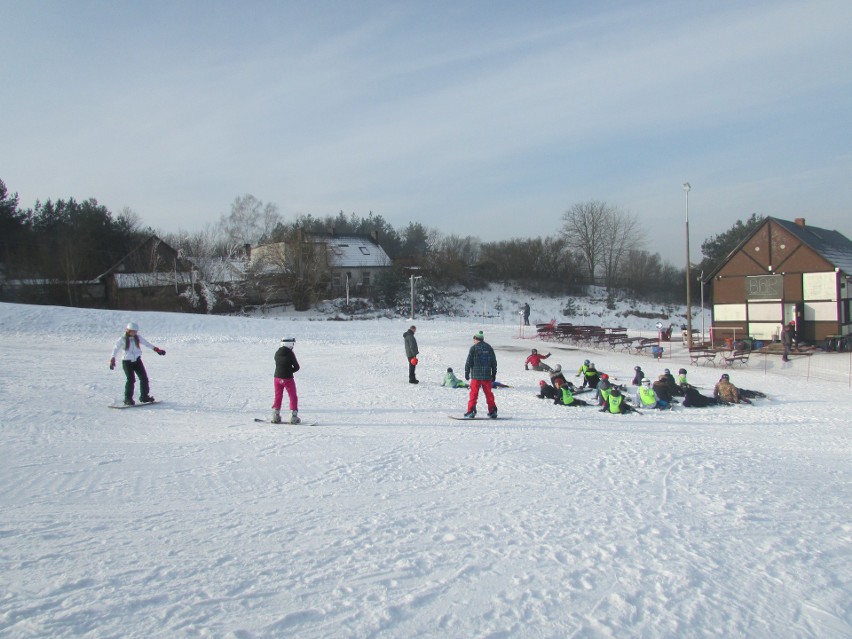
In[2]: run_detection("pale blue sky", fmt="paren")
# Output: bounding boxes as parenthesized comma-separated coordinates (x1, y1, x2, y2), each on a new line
(2, 0, 850, 263)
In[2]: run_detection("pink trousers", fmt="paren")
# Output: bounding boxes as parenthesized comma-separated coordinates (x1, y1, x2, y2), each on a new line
(273, 377, 298, 411)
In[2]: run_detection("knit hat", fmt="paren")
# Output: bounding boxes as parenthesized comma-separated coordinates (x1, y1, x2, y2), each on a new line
(473, 331, 484, 341)
(447, 367, 453, 373)
(281, 337, 295, 348)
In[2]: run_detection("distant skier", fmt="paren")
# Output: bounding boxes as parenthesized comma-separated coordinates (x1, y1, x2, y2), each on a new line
(272, 337, 300, 424)
(109, 321, 165, 406)
(631, 365, 645, 386)
(403, 325, 419, 384)
(464, 331, 498, 419)
(522, 303, 531, 326)
(781, 322, 795, 362)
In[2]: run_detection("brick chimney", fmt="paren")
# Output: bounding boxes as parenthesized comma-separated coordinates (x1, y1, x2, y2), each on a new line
(794, 217, 806, 228)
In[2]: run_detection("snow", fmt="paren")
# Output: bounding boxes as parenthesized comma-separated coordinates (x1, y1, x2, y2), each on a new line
(1, 294, 850, 638)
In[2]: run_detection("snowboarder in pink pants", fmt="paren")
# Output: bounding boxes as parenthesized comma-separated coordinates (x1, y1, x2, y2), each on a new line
(272, 337, 300, 424)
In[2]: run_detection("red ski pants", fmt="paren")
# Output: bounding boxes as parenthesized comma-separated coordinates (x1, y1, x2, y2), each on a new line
(467, 379, 496, 413)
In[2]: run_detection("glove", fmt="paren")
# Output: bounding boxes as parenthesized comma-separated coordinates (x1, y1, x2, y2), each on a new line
(154, 347, 166, 356)
(547, 353, 552, 357)
(109, 357, 115, 370)
(525, 365, 529, 370)
(465, 374, 470, 381)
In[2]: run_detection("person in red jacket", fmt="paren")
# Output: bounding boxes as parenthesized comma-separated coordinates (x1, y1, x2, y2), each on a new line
(524, 348, 552, 372)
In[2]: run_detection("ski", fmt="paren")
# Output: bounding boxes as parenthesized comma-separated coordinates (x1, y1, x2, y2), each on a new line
(109, 400, 160, 409)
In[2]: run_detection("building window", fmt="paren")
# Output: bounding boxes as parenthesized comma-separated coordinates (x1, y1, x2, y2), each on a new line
(362, 271, 371, 287)
(359, 246, 370, 255)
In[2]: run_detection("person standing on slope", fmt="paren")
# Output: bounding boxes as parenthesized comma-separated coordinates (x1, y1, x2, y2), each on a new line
(109, 321, 165, 405)
(403, 325, 419, 384)
(464, 331, 498, 419)
(272, 337, 300, 424)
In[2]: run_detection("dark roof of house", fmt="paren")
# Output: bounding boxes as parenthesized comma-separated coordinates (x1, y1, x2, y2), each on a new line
(706, 217, 852, 280)
(771, 218, 852, 274)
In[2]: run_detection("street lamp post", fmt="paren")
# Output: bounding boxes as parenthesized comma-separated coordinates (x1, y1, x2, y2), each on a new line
(699, 270, 705, 345)
(409, 274, 422, 321)
(683, 182, 693, 348)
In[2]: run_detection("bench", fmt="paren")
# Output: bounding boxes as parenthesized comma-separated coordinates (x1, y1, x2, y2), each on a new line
(720, 350, 750, 367)
(689, 348, 718, 366)
(634, 338, 663, 358)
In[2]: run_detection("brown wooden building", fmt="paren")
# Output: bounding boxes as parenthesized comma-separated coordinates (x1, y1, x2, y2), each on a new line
(707, 217, 852, 346)
(97, 235, 195, 311)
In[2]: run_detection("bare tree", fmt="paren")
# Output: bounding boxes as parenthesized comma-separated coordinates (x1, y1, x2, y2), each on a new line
(599, 208, 645, 288)
(219, 194, 281, 248)
(561, 201, 644, 287)
(426, 233, 480, 283)
(251, 229, 329, 310)
(560, 201, 609, 283)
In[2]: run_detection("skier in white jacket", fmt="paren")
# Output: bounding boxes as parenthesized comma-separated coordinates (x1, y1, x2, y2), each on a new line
(109, 322, 166, 405)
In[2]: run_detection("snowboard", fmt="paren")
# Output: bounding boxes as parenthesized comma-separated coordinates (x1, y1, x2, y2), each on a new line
(254, 418, 319, 426)
(448, 415, 511, 421)
(109, 400, 160, 409)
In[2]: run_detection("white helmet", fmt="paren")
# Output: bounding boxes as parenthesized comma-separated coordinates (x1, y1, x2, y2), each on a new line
(126, 322, 139, 331)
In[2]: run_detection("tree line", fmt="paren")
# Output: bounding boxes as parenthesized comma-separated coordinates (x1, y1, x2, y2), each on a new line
(0, 178, 764, 310)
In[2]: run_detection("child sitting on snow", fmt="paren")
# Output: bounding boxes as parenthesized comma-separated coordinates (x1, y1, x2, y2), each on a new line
(442, 367, 468, 388)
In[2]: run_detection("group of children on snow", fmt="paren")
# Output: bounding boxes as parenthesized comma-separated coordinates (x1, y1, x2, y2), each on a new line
(530, 353, 766, 413)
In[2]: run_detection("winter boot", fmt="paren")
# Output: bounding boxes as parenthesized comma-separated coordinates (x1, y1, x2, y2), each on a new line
(271, 409, 282, 424)
(140, 395, 155, 403)
(488, 407, 498, 419)
(463, 410, 477, 419)
(289, 410, 301, 425)
(123, 398, 135, 406)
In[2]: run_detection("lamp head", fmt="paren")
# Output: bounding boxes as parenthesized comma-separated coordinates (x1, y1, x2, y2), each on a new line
(682, 182, 691, 192)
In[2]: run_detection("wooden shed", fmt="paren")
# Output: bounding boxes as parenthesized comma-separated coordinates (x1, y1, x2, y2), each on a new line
(707, 217, 852, 346)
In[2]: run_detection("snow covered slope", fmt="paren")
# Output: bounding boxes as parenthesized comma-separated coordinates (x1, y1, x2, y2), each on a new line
(1, 302, 849, 638)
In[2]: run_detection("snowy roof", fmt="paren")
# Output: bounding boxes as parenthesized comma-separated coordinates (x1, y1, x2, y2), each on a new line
(113, 272, 193, 289)
(320, 235, 391, 269)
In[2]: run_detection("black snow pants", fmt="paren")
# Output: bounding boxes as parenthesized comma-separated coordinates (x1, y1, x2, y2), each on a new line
(122, 358, 150, 401)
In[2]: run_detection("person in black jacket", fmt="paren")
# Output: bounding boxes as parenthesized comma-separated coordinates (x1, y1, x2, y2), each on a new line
(272, 337, 300, 423)
(403, 325, 419, 384)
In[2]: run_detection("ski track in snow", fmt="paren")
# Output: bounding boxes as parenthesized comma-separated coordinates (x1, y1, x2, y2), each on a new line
(0, 302, 850, 638)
